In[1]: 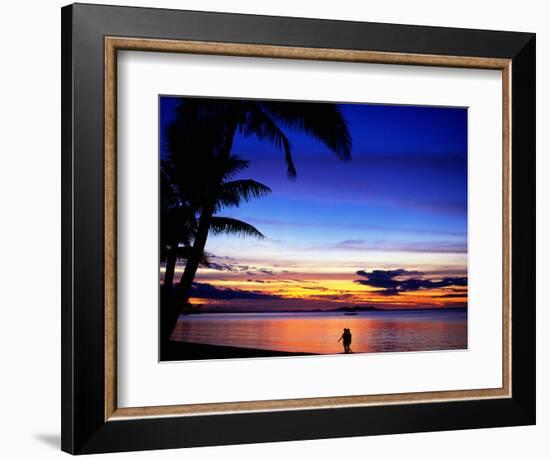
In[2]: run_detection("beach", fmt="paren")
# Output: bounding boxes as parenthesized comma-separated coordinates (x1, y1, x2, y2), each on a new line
(162, 340, 315, 361)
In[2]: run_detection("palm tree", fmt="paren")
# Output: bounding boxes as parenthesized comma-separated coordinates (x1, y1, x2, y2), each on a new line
(178, 155, 271, 302)
(160, 160, 196, 289)
(175, 98, 352, 177)
(160, 152, 270, 349)
(160, 159, 216, 289)
(171, 98, 352, 300)
(175, 154, 271, 303)
(160, 115, 224, 289)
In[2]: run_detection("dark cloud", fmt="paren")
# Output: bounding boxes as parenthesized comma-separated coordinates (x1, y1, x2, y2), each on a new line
(432, 293, 468, 298)
(444, 301, 467, 308)
(356, 268, 423, 282)
(210, 254, 237, 261)
(427, 271, 468, 278)
(206, 262, 239, 272)
(191, 282, 281, 301)
(205, 262, 277, 276)
(355, 269, 467, 295)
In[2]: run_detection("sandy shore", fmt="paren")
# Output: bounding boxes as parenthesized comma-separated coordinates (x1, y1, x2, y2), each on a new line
(162, 340, 315, 361)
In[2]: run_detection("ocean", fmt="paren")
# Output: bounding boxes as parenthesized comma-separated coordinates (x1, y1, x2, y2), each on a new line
(170, 308, 467, 355)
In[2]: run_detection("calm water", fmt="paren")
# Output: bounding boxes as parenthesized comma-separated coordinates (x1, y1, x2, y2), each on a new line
(171, 309, 467, 354)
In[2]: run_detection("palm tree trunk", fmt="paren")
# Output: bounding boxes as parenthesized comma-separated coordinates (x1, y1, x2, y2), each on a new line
(176, 204, 214, 302)
(160, 212, 213, 358)
(163, 117, 240, 353)
(163, 248, 177, 289)
(160, 286, 181, 359)
(175, 119, 239, 302)
(160, 247, 180, 358)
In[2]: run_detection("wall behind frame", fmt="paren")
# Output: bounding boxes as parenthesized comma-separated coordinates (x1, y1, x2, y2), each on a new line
(0, 0, 544, 457)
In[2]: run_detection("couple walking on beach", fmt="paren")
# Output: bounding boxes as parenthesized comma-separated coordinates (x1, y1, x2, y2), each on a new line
(338, 328, 353, 353)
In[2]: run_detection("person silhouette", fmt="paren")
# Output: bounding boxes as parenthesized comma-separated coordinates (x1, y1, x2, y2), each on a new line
(344, 328, 352, 353)
(338, 328, 353, 353)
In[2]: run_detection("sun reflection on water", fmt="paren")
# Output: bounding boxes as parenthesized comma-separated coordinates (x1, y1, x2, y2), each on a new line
(171, 310, 467, 355)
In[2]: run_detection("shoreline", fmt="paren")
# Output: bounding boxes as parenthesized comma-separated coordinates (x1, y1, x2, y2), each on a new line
(178, 306, 468, 315)
(162, 340, 316, 361)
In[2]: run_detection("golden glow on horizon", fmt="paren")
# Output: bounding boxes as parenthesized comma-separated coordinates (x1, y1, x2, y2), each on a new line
(163, 253, 467, 310)
(194, 276, 467, 309)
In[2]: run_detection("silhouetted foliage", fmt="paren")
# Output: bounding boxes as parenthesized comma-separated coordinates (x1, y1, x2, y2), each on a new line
(160, 97, 352, 349)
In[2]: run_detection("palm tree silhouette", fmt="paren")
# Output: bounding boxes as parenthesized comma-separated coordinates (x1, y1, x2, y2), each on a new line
(161, 152, 271, 284)
(160, 150, 270, 347)
(177, 154, 270, 301)
(160, 160, 196, 289)
(170, 98, 352, 300)
(160, 98, 351, 353)
(161, 159, 221, 289)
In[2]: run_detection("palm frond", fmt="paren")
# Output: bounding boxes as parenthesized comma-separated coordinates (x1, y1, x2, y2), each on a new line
(216, 179, 272, 209)
(209, 216, 265, 239)
(199, 251, 212, 267)
(160, 160, 180, 206)
(258, 101, 352, 161)
(173, 98, 246, 160)
(215, 155, 250, 180)
(243, 106, 297, 177)
(174, 247, 211, 266)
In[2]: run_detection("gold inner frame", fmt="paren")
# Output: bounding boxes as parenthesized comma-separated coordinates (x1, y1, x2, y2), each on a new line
(104, 37, 512, 421)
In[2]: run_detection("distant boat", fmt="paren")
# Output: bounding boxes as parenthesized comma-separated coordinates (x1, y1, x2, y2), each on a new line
(344, 312, 358, 316)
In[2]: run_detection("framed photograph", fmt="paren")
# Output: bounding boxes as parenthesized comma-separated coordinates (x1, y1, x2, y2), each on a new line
(61, 3, 536, 454)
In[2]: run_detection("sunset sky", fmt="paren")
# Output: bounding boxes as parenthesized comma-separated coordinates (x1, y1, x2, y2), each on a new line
(160, 97, 468, 312)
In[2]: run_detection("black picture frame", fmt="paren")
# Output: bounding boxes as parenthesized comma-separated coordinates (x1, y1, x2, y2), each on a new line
(61, 3, 535, 454)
